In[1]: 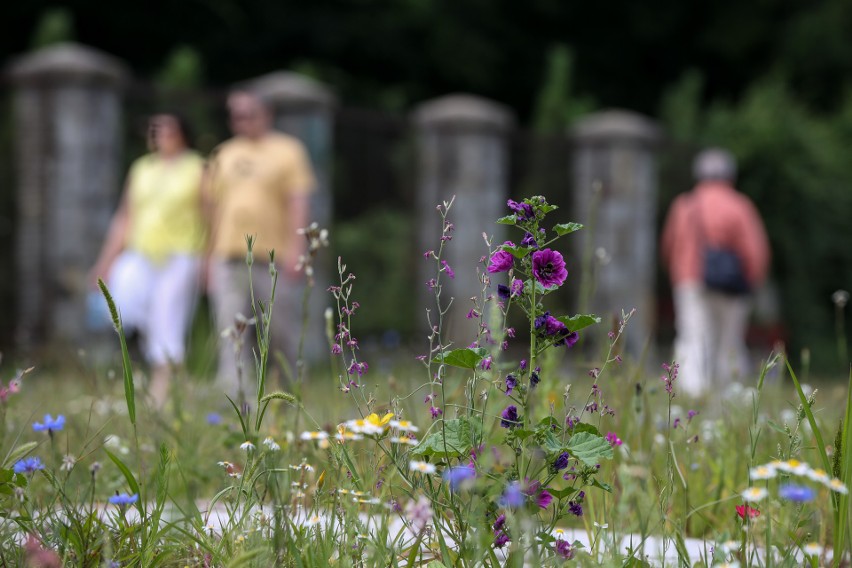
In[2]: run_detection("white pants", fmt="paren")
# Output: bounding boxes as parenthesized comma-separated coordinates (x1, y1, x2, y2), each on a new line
(108, 251, 201, 366)
(673, 283, 752, 397)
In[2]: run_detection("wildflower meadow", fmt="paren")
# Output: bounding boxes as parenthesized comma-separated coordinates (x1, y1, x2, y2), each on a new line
(1, 196, 851, 567)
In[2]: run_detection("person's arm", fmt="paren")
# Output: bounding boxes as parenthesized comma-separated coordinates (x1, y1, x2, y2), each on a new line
(90, 182, 131, 287)
(739, 199, 771, 287)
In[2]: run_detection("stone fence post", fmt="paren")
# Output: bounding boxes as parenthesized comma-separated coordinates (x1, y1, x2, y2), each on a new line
(413, 94, 514, 346)
(570, 110, 662, 356)
(245, 72, 336, 361)
(6, 42, 127, 349)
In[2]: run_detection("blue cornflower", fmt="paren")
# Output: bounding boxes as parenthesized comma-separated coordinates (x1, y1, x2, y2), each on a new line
(500, 481, 525, 508)
(443, 465, 476, 492)
(13, 456, 45, 474)
(206, 412, 223, 426)
(108, 492, 139, 506)
(779, 484, 816, 503)
(33, 414, 65, 432)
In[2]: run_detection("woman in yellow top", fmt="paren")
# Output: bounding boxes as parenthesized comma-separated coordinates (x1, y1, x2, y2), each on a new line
(91, 113, 206, 407)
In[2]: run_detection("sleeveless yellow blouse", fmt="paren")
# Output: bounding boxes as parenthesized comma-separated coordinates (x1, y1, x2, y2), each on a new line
(126, 151, 206, 262)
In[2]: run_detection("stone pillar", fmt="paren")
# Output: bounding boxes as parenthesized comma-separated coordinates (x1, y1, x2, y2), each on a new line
(6, 42, 127, 349)
(246, 71, 335, 362)
(570, 110, 661, 355)
(413, 94, 514, 345)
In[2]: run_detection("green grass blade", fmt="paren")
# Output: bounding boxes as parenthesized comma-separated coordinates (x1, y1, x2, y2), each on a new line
(785, 358, 831, 473)
(834, 368, 852, 567)
(98, 279, 136, 426)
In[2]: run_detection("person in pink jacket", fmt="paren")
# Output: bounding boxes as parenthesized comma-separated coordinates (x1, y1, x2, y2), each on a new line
(660, 148, 771, 396)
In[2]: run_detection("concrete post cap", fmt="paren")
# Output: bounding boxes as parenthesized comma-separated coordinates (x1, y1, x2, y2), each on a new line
(571, 109, 662, 144)
(5, 42, 127, 85)
(413, 93, 515, 131)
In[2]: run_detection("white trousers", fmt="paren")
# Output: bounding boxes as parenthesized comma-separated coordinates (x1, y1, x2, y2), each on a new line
(108, 251, 201, 366)
(673, 283, 752, 397)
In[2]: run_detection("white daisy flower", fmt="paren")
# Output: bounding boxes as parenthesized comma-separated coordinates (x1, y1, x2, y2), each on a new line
(805, 468, 829, 484)
(390, 436, 418, 446)
(409, 460, 437, 474)
(741, 487, 769, 502)
(749, 464, 777, 480)
(262, 437, 280, 451)
(300, 430, 328, 441)
(802, 542, 823, 557)
(240, 441, 255, 452)
(828, 478, 849, 494)
(389, 420, 420, 432)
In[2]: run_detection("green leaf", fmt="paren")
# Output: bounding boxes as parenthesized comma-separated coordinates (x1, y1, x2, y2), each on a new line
(548, 486, 581, 500)
(591, 478, 613, 492)
(567, 422, 602, 437)
(99, 279, 136, 426)
(411, 418, 480, 459)
(503, 245, 535, 259)
(3, 441, 38, 469)
(432, 348, 488, 369)
(496, 215, 516, 225)
(557, 314, 601, 332)
(553, 222, 584, 236)
(566, 432, 613, 466)
(538, 429, 564, 453)
(539, 203, 559, 214)
(104, 448, 141, 497)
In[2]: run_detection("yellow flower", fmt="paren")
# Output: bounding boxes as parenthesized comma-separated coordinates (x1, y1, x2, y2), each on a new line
(366, 412, 394, 428)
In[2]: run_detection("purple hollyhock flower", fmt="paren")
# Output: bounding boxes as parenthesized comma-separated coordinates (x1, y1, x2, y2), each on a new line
(511, 279, 524, 297)
(551, 452, 570, 472)
(493, 513, 506, 531)
(554, 539, 575, 559)
(536, 489, 553, 509)
(500, 482, 524, 508)
(497, 284, 511, 300)
(488, 250, 514, 274)
(493, 530, 510, 548)
(779, 484, 816, 503)
(429, 406, 442, 419)
(568, 500, 583, 516)
(443, 465, 476, 492)
(500, 405, 519, 428)
(530, 367, 540, 387)
(532, 249, 568, 288)
(505, 374, 517, 395)
(507, 199, 534, 220)
(557, 331, 579, 348)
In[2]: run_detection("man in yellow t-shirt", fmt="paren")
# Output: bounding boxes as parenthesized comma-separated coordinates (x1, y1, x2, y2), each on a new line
(204, 90, 315, 399)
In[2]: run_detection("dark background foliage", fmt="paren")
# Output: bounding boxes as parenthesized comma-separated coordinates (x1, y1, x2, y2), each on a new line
(3, 0, 852, 370)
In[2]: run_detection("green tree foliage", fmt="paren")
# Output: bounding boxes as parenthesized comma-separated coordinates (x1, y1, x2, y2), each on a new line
(29, 7, 75, 49)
